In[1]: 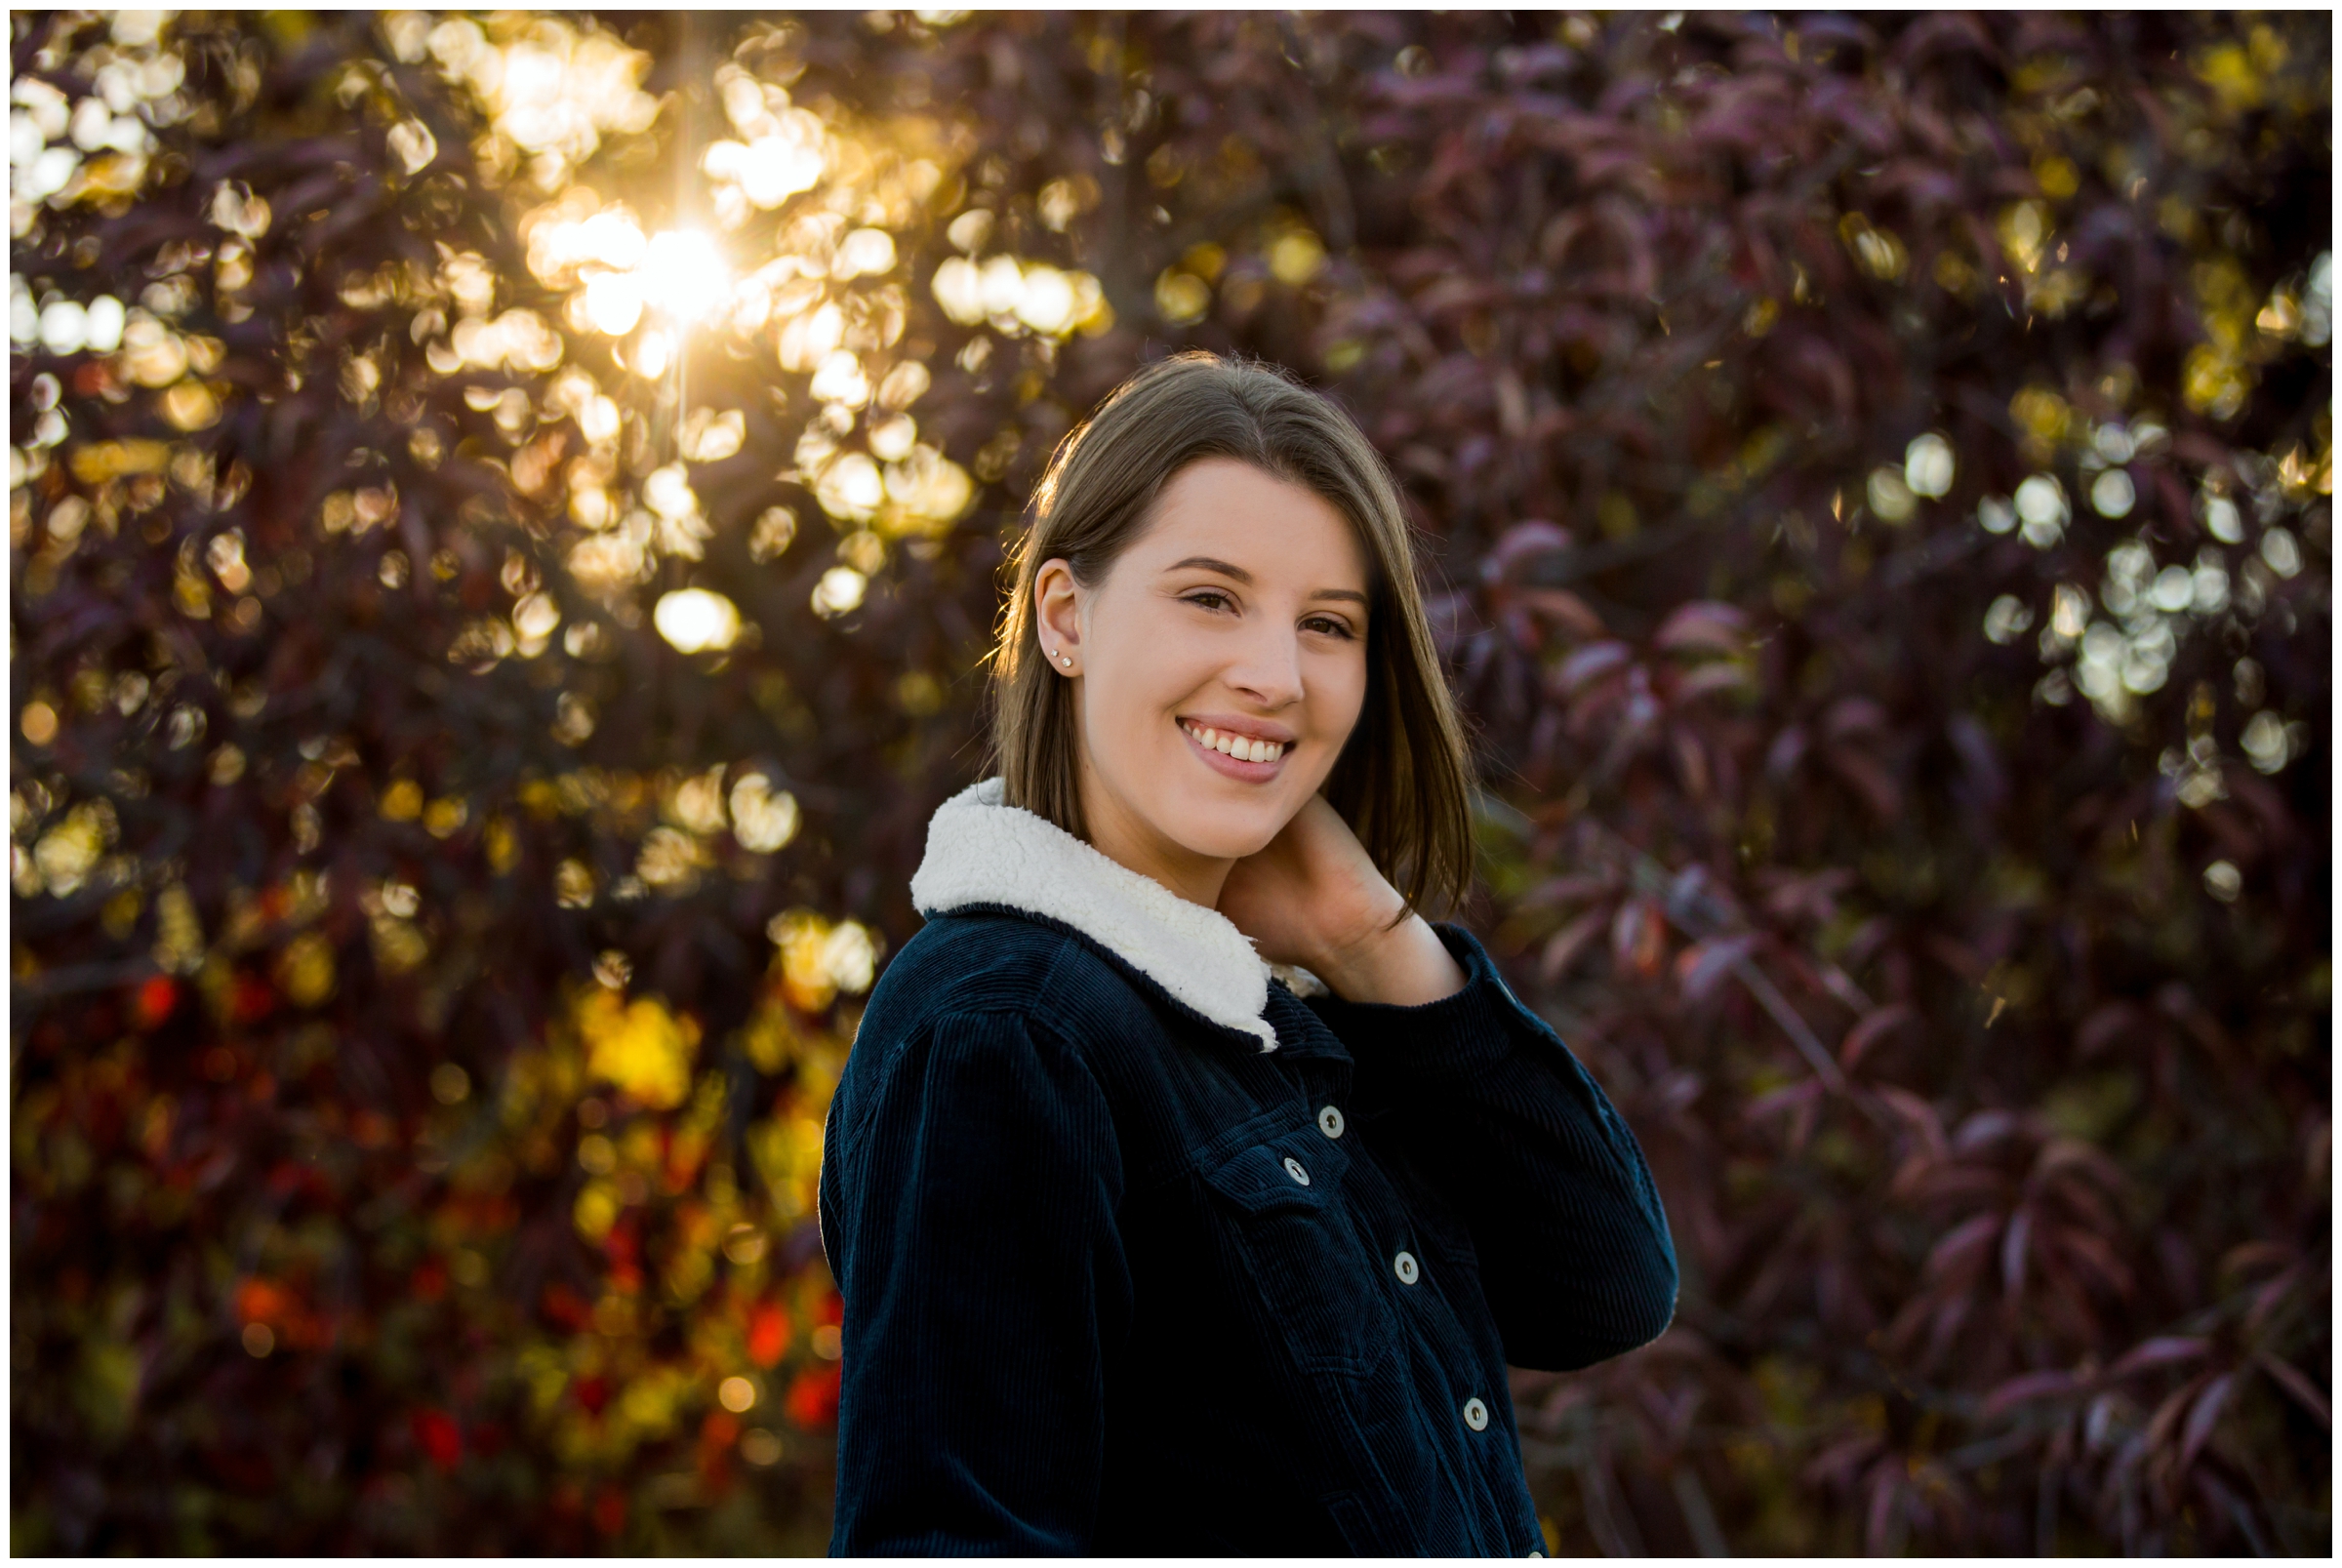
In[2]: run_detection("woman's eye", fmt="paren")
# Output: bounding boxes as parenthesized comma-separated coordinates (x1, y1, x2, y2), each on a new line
(1186, 591, 1232, 612)
(1305, 617, 1354, 639)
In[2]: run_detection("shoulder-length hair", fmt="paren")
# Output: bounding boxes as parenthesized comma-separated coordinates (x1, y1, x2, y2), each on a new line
(982, 349, 1479, 929)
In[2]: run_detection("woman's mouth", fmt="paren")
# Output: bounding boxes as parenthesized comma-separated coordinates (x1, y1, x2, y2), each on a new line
(1178, 717, 1290, 781)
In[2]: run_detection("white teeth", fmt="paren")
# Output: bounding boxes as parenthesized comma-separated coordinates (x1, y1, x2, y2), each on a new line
(1185, 721, 1283, 763)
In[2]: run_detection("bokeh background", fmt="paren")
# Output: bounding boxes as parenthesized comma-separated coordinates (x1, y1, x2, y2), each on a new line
(9, 9, 2330, 1554)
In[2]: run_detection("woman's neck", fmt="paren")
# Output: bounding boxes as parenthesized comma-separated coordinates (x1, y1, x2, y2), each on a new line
(1075, 765, 1234, 913)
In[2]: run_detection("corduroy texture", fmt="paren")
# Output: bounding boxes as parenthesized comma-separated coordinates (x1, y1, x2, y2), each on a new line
(821, 797, 1678, 1555)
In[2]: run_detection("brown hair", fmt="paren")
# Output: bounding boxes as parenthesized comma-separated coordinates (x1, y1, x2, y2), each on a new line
(983, 349, 1479, 929)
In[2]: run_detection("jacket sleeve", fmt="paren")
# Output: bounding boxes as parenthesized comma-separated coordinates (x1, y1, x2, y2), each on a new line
(1305, 921, 1677, 1373)
(820, 1008, 1130, 1555)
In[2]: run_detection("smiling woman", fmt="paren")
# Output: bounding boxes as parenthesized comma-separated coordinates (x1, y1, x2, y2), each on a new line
(820, 351, 1679, 1554)
(994, 350, 1478, 931)
(1034, 458, 1370, 905)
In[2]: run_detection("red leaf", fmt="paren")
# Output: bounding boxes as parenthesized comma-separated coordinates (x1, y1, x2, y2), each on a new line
(1538, 906, 1611, 985)
(1922, 1211, 2001, 1281)
(412, 1407, 463, 1470)
(590, 1486, 626, 1535)
(1981, 1368, 2079, 1419)
(2244, 1266, 2301, 1339)
(1764, 723, 1807, 779)
(540, 1283, 591, 1332)
(1823, 696, 1889, 738)
(1490, 518, 1573, 576)
(1521, 872, 1616, 908)
(1516, 586, 1606, 637)
(1672, 661, 1751, 704)
(1839, 1003, 1917, 1069)
(1952, 1108, 2021, 1152)
(235, 1277, 290, 1326)
(1872, 1086, 1947, 1156)
(2046, 1224, 2135, 1299)
(231, 972, 275, 1023)
(1864, 1462, 1905, 1555)
(2178, 1373, 2235, 1470)
(133, 975, 179, 1029)
(2077, 1001, 2145, 1060)
(2111, 1335, 2210, 1378)
(1746, 1078, 1823, 1122)
(1674, 933, 1757, 1004)
(1823, 744, 1903, 822)
(2030, 1136, 2128, 1198)
(2253, 1351, 2331, 1429)
(785, 1363, 842, 1430)
(1652, 600, 1749, 655)
(2144, 1372, 2209, 1457)
(1555, 640, 1634, 696)
(1610, 896, 1666, 978)
(747, 1301, 790, 1369)
(1999, 1204, 2034, 1299)
(2217, 1239, 2294, 1278)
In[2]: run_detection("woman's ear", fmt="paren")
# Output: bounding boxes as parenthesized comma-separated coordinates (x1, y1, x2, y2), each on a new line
(1033, 557, 1082, 673)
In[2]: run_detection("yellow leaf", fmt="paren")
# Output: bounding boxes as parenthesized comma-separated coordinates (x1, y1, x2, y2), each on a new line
(582, 991, 699, 1109)
(275, 931, 336, 1008)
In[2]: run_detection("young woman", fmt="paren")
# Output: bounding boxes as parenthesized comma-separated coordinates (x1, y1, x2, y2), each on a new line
(819, 351, 1676, 1555)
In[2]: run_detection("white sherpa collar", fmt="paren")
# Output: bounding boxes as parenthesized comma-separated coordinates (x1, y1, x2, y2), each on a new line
(909, 777, 1327, 1054)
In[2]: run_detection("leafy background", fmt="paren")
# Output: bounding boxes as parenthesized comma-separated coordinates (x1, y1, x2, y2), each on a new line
(9, 9, 2328, 1554)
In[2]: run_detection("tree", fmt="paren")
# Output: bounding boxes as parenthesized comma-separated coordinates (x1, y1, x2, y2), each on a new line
(10, 10, 2326, 1554)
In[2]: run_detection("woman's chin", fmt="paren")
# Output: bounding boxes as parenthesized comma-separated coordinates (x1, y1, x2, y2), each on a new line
(1151, 791, 1290, 862)
(1184, 828, 1278, 863)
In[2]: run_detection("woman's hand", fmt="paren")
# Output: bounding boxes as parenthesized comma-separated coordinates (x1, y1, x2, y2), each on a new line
(1217, 792, 1468, 1006)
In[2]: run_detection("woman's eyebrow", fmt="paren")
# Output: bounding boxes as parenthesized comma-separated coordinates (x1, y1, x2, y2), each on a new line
(1164, 553, 1258, 584)
(1164, 555, 1368, 607)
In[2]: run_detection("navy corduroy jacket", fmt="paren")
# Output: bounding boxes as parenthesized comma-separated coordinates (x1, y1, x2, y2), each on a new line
(819, 779, 1677, 1556)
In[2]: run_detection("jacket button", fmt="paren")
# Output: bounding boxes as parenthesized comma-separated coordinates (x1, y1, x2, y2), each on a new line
(1282, 1155, 1311, 1186)
(1393, 1250, 1419, 1284)
(1462, 1396, 1489, 1431)
(1316, 1104, 1345, 1139)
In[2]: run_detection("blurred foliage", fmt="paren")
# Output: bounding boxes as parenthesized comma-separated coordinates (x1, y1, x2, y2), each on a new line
(9, 9, 2329, 1556)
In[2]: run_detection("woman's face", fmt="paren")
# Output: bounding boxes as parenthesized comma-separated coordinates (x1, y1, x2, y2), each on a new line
(1033, 457, 1373, 906)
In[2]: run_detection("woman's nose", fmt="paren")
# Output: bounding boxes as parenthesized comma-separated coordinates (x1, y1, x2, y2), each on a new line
(1227, 626, 1305, 705)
